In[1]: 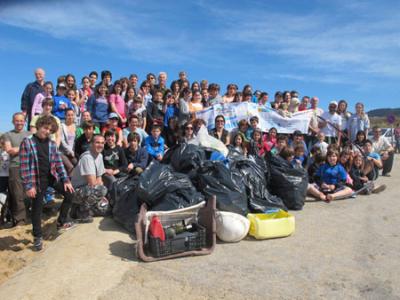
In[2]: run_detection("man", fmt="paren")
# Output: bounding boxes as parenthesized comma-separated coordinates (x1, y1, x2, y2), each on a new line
(153, 71, 168, 96)
(89, 71, 98, 90)
(95, 70, 113, 94)
(71, 134, 108, 222)
(318, 101, 342, 145)
(3, 113, 31, 226)
(371, 126, 394, 176)
(299, 96, 310, 111)
(129, 74, 139, 94)
(19, 115, 74, 251)
(21, 68, 46, 128)
(177, 71, 189, 88)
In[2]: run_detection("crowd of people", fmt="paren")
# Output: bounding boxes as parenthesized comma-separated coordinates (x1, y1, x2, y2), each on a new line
(0, 67, 395, 251)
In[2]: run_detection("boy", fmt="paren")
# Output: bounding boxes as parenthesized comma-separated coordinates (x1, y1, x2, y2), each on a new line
(125, 132, 149, 175)
(19, 115, 74, 251)
(270, 135, 288, 155)
(146, 90, 164, 130)
(313, 132, 329, 156)
(145, 125, 165, 161)
(101, 113, 124, 146)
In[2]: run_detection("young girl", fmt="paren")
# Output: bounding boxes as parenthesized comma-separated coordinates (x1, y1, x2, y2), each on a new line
(249, 128, 269, 157)
(350, 154, 386, 194)
(88, 84, 109, 128)
(189, 90, 204, 115)
(308, 150, 353, 202)
(109, 80, 127, 127)
(31, 81, 54, 118)
(232, 133, 247, 156)
(60, 109, 77, 174)
(264, 127, 277, 151)
(79, 76, 93, 113)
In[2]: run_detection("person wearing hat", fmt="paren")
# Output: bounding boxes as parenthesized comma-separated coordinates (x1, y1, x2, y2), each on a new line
(318, 101, 342, 145)
(53, 83, 73, 122)
(101, 113, 124, 147)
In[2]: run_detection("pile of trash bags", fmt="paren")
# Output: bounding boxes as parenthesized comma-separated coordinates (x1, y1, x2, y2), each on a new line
(111, 129, 308, 232)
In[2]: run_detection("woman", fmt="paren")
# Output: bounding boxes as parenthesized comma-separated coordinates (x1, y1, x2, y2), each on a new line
(223, 84, 238, 103)
(189, 90, 204, 115)
(347, 102, 370, 142)
(178, 87, 192, 127)
(79, 76, 92, 113)
(337, 100, 351, 145)
(65, 74, 82, 110)
(138, 81, 152, 106)
(87, 84, 109, 128)
(120, 77, 130, 100)
(108, 80, 127, 127)
(181, 121, 197, 144)
(264, 127, 278, 151)
(163, 116, 180, 148)
(60, 109, 77, 174)
(170, 80, 181, 100)
(354, 130, 367, 148)
(209, 115, 230, 145)
(232, 132, 247, 156)
(271, 91, 283, 109)
(31, 81, 54, 118)
(191, 81, 200, 92)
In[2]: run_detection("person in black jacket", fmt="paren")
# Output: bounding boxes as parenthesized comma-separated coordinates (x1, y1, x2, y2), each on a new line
(102, 129, 128, 190)
(74, 121, 96, 158)
(124, 132, 148, 175)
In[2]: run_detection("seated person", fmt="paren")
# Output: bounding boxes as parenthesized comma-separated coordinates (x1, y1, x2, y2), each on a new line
(313, 132, 328, 156)
(102, 130, 128, 191)
(75, 111, 100, 139)
(350, 154, 386, 194)
(230, 119, 249, 143)
(363, 139, 383, 181)
(101, 113, 124, 146)
(292, 145, 307, 168)
(307, 148, 326, 183)
(371, 126, 394, 177)
(74, 120, 96, 158)
(307, 149, 353, 202)
(209, 115, 230, 146)
(71, 134, 108, 222)
(231, 132, 247, 156)
(289, 130, 309, 156)
(122, 114, 148, 147)
(248, 128, 269, 157)
(145, 124, 165, 162)
(125, 132, 149, 175)
(270, 134, 288, 155)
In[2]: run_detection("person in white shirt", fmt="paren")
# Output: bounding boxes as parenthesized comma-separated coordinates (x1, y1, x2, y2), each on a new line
(318, 101, 342, 145)
(371, 126, 394, 176)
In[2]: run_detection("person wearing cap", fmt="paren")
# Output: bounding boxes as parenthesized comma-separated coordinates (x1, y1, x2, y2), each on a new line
(53, 83, 73, 122)
(101, 113, 124, 147)
(30, 98, 62, 146)
(21, 68, 46, 129)
(318, 101, 342, 145)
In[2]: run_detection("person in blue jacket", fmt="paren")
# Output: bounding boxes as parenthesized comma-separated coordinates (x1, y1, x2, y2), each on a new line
(307, 149, 353, 202)
(145, 124, 165, 162)
(87, 84, 109, 128)
(53, 83, 73, 121)
(125, 132, 149, 175)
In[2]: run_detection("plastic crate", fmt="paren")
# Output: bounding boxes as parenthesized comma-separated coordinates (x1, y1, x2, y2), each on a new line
(148, 223, 206, 257)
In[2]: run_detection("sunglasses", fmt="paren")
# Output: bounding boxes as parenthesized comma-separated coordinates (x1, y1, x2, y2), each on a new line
(185, 127, 193, 130)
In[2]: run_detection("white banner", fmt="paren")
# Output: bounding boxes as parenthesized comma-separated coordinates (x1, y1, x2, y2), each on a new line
(195, 102, 313, 134)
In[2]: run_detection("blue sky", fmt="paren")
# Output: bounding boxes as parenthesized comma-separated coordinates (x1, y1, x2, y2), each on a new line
(0, 0, 399, 132)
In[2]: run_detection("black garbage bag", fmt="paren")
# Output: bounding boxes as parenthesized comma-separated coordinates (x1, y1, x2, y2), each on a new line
(138, 161, 204, 211)
(162, 143, 206, 173)
(230, 155, 287, 212)
(111, 175, 140, 232)
(194, 161, 248, 216)
(267, 154, 308, 210)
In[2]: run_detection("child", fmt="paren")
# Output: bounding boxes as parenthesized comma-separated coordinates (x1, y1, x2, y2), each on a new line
(232, 133, 247, 156)
(249, 128, 269, 157)
(163, 92, 179, 129)
(102, 130, 128, 191)
(313, 132, 329, 156)
(307, 149, 325, 183)
(293, 145, 307, 167)
(128, 96, 147, 129)
(279, 146, 295, 163)
(246, 116, 259, 140)
(125, 132, 149, 175)
(350, 154, 386, 194)
(108, 80, 127, 126)
(270, 135, 288, 155)
(145, 124, 165, 161)
(101, 113, 124, 146)
(307, 150, 353, 202)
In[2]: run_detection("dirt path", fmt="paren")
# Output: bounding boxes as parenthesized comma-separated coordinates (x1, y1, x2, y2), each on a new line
(0, 158, 399, 299)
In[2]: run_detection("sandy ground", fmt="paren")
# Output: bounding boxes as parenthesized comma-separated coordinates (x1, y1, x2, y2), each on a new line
(0, 157, 399, 299)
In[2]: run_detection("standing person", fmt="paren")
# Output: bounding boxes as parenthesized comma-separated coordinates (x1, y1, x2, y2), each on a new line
(154, 72, 168, 96)
(87, 85, 110, 128)
(163, 91, 179, 129)
(31, 81, 54, 119)
(146, 89, 164, 130)
(129, 74, 139, 94)
(258, 92, 269, 107)
(347, 102, 370, 142)
(89, 71, 98, 90)
(139, 81, 153, 106)
(78, 76, 93, 114)
(337, 100, 351, 142)
(222, 84, 238, 103)
(96, 70, 113, 94)
(318, 101, 342, 145)
(298, 96, 310, 111)
(53, 83, 73, 122)
(208, 83, 223, 106)
(394, 123, 400, 154)
(74, 120, 96, 158)
(19, 115, 75, 251)
(60, 109, 77, 174)
(108, 80, 127, 126)
(3, 113, 30, 226)
(21, 68, 46, 129)
(71, 134, 108, 223)
(371, 126, 394, 177)
(189, 90, 204, 115)
(178, 88, 191, 127)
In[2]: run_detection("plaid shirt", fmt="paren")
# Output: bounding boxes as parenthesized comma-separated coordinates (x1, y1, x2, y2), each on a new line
(19, 135, 69, 192)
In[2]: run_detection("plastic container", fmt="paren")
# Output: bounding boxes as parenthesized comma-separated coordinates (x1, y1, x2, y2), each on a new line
(149, 223, 206, 257)
(247, 210, 295, 239)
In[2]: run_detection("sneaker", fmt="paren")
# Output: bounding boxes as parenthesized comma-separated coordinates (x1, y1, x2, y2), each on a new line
(57, 221, 76, 232)
(372, 184, 387, 194)
(33, 237, 43, 251)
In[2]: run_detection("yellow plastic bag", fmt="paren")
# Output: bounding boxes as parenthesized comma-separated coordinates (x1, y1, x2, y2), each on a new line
(247, 210, 295, 239)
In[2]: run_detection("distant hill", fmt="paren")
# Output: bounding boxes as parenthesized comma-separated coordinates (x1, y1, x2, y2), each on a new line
(368, 108, 400, 117)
